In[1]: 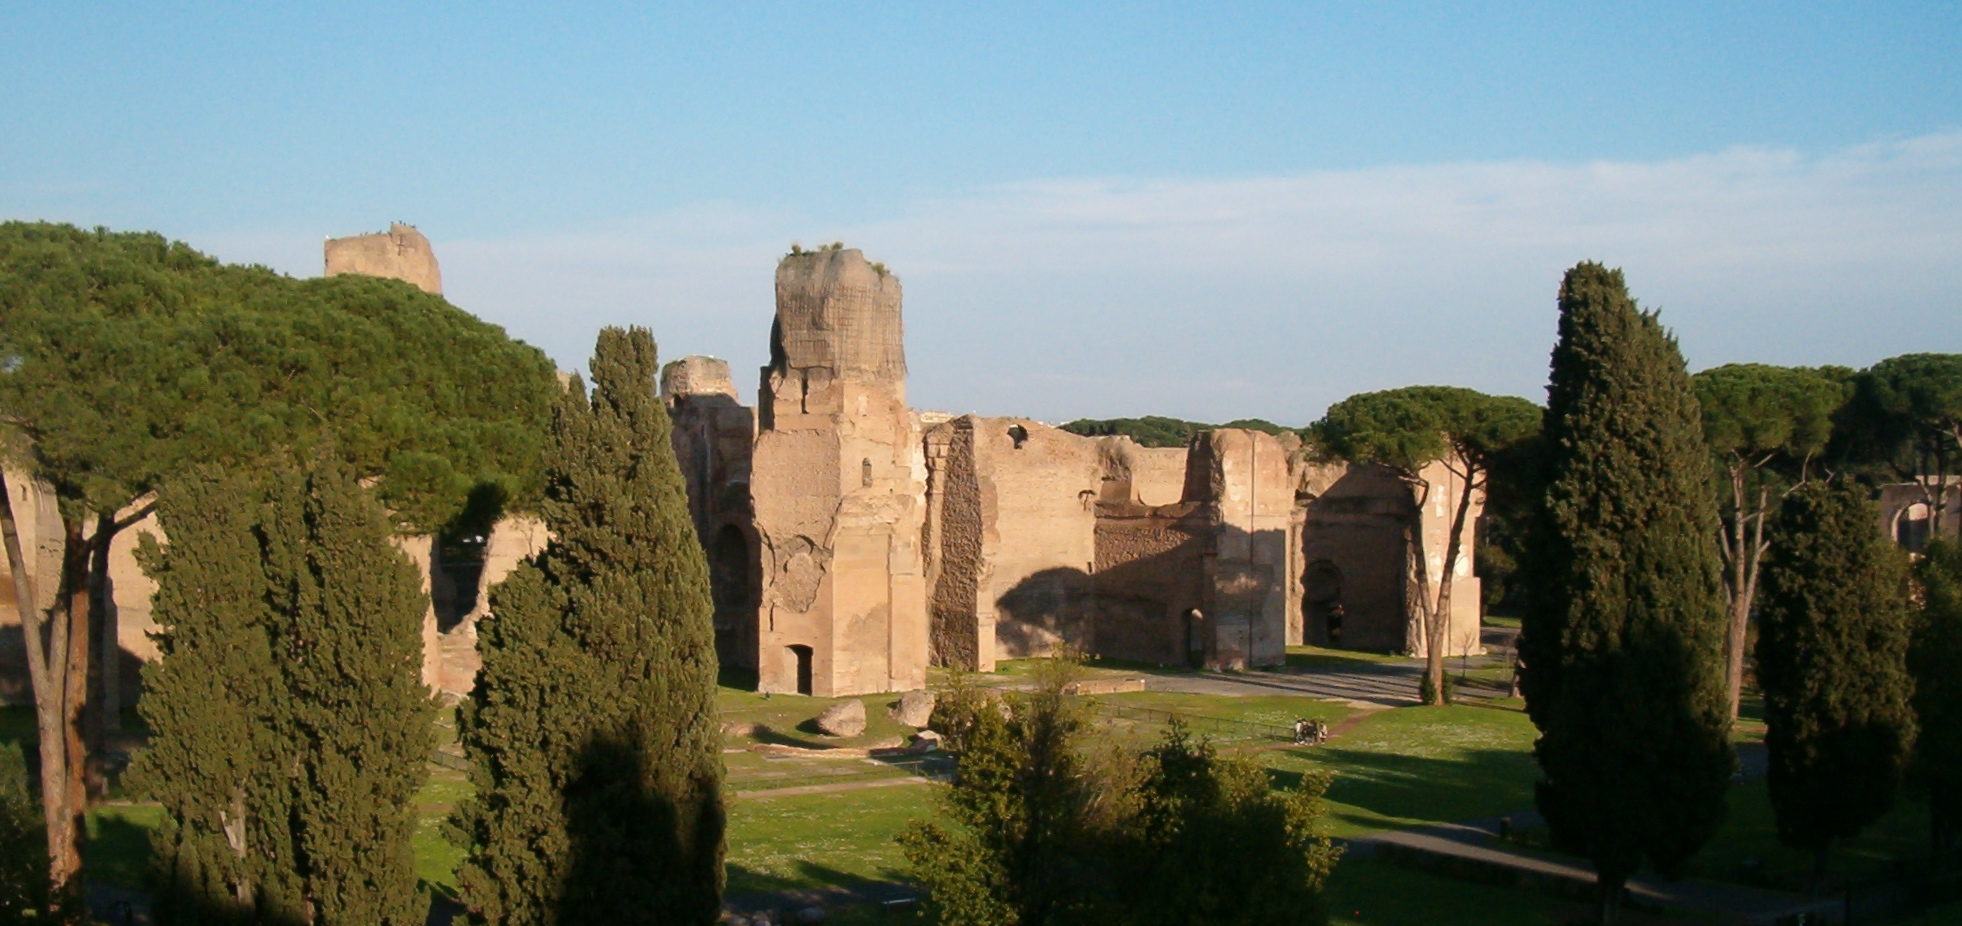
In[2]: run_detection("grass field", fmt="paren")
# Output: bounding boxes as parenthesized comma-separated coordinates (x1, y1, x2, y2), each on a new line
(1263, 702, 1542, 837)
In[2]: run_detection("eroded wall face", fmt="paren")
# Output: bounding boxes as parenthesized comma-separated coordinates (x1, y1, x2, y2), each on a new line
(664, 356, 760, 668)
(1189, 429, 1293, 670)
(1297, 463, 1415, 652)
(323, 222, 443, 295)
(753, 248, 927, 697)
(977, 421, 1099, 663)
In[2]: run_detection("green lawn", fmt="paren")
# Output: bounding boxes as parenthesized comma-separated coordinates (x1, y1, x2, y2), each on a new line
(1677, 779, 1934, 892)
(725, 785, 936, 897)
(1263, 703, 1542, 837)
(1326, 858, 1581, 926)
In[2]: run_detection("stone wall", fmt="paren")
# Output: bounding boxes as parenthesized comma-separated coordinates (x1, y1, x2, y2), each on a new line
(924, 417, 1101, 669)
(752, 247, 928, 697)
(323, 222, 443, 295)
(663, 356, 760, 667)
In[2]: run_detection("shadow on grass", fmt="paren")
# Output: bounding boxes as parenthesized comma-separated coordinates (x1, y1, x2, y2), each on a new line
(725, 860, 912, 898)
(1268, 745, 1540, 831)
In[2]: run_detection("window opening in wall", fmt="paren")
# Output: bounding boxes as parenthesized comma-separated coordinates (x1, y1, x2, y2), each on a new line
(1008, 424, 1029, 449)
(861, 458, 873, 487)
(787, 644, 814, 696)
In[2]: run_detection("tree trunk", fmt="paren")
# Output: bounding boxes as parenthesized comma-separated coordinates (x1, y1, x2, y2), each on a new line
(1427, 464, 1478, 706)
(1596, 872, 1626, 926)
(0, 472, 82, 904)
(58, 515, 92, 880)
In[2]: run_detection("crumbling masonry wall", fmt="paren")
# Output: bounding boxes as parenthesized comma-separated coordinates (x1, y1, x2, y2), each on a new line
(751, 248, 928, 696)
(662, 356, 760, 668)
(324, 222, 443, 295)
(924, 417, 1101, 670)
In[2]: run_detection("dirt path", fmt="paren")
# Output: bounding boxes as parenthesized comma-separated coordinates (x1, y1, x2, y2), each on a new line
(733, 775, 935, 800)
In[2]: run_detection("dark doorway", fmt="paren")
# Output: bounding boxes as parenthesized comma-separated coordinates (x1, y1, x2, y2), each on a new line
(1183, 609, 1206, 668)
(787, 644, 814, 696)
(1304, 559, 1344, 647)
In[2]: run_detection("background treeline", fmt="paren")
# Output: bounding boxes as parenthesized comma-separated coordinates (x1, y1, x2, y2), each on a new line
(1058, 415, 1294, 447)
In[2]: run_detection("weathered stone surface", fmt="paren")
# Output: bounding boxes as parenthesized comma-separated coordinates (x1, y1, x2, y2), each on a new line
(890, 690, 935, 727)
(814, 699, 866, 737)
(323, 222, 443, 295)
(753, 247, 928, 698)
(925, 417, 1101, 668)
(665, 355, 760, 667)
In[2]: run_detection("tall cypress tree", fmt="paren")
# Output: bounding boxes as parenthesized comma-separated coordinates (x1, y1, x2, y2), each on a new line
(1910, 539, 1962, 864)
(261, 457, 431, 925)
(130, 468, 290, 925)
(1755, 481, 1916, 881)
(131, 458, 429, 926)
(454, 326, 724, 925)
(1519, 262, 1734, 924)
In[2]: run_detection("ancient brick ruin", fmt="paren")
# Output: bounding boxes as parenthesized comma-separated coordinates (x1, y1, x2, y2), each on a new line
(669, 246, 1488, 696)
(0, 232, 1488, 709)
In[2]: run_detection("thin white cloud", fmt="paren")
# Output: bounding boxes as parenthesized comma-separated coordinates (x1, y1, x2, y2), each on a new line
(193, 132, 1962, 425)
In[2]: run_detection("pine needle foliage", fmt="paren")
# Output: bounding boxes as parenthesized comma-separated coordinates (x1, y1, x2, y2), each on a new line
(1518, 262, 1734, 919)
(1910, 539, 1962, 862)
(1755, 481, 1916, 877)
(453, 326, 725, 926)
(131, 458, 430, 925)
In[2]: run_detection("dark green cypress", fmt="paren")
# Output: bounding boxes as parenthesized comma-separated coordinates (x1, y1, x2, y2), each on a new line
(1910, 539, 1962, 862)
(1755, 481, 1916, 880)
(261, 457, 431, 925)
(130, 468, 292, 925)
(131, 459, 429, 926)
(454, 326, 724, 925)
(1519, 263, 1734, 922)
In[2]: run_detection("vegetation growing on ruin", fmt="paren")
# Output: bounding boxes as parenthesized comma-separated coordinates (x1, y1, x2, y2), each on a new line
(453, 327, 724, 925)
(1755, 481, 1916, 883)
(131, 456, 431, 925)
(1518, 262, 1734, 924)
(1059, 415, 1294, 447)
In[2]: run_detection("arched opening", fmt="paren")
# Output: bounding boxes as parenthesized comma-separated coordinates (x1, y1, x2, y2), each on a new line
(1897, 503, 1933, 553)
(1304, 559, 1345, 648)
(1183, 608, 1206, 668)
(787, 644, 814, 696)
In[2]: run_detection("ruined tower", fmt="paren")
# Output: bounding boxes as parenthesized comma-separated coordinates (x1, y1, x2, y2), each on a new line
(324, 222, 443, 295)
(751, 247, 928, 696)
(661, 356, 760, 668)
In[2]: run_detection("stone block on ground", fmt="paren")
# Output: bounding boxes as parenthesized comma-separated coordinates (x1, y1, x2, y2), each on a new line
(815, 699, 866, 737)
(890, 689, 935, 727)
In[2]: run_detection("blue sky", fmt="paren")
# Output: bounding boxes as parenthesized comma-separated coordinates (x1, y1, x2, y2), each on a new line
(5, 3, 1959, 423)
